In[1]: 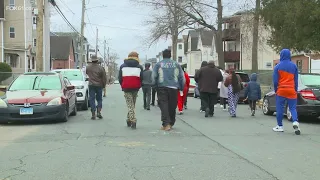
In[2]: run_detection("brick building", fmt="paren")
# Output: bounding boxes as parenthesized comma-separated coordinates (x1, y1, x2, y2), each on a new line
(50, 36, 75, 69)
(273, 54, 320, 73)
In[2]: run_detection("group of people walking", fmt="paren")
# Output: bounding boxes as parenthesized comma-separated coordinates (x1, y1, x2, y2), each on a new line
(85, 48, 301, 135)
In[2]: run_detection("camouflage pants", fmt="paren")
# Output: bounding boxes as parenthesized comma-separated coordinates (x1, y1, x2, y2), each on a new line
(124, 91, 138, 123)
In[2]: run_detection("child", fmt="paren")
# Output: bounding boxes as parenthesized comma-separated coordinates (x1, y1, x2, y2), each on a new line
(177, 69, 190, 114)
(220, 70, 229, 110)
(244, 73, 261, 116)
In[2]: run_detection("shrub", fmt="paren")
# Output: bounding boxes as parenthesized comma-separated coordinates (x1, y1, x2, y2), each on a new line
(0, 62, 12, 84)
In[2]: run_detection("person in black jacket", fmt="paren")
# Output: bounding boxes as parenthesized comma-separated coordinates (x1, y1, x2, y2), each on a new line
(195, 61, 208, 112)
(195, 61, 223, 117)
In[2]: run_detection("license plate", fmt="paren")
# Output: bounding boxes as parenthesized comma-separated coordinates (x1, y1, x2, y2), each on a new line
(20, 108, 33, 115)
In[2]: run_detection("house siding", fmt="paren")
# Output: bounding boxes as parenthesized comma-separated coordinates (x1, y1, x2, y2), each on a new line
(52, 44, 75, 69)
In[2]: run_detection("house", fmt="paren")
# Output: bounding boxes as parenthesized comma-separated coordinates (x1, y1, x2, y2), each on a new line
(53, 32, 89, 67)
(185, 29, 215, 75)
(211, 11, 278, 70)
(176, 38, 187, 65)
(273, 54, 320, 73)
(0, 0, 33, 73)
(50, 36, 75, 69)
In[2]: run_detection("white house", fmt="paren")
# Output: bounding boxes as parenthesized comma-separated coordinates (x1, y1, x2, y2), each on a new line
(186, 29, 214, 75)
(211, 12, 278, 70)
(176, 38, 187, 65)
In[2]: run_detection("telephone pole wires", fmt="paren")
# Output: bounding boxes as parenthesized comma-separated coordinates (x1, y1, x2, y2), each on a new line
(95, 27, 98, 56)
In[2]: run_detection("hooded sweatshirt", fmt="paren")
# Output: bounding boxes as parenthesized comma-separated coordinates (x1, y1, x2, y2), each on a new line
(118, 57, 143, 92)
(244, 73, 261, 101)
(195, 61, 223, 93)
(272, 49, 298, 99)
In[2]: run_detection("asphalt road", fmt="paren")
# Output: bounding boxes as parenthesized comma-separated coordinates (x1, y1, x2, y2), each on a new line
(0, 84, 320, 180)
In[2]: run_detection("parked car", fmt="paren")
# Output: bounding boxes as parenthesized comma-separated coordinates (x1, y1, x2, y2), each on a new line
(189, 75, 196, 96)
(236, 72, 250, 102)
(262, 73, 320, 120)
(0, 72, 77, 123)
(52, 69, 89, 110)
(114, 80, 120, 84)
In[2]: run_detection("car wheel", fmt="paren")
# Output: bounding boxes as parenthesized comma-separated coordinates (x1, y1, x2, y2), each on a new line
(82, 93, 89, 110)
(70, 103, 77, 116)
(286, 105, 292, 121)
(262, 98, 274, 115)
(60, 104, 69, 122)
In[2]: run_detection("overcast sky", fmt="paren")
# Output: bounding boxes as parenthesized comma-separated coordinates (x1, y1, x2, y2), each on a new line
(50, 0, 252, 64)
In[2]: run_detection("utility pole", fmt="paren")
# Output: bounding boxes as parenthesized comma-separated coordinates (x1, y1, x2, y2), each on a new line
(95, 27, 98, 56)
(36, 0, 44, 72)
(79, 0, 85, 68)
(103, 37, 106, 67)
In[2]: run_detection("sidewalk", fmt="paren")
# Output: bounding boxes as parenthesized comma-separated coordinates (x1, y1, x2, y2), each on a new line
(177, 97, 320, 180)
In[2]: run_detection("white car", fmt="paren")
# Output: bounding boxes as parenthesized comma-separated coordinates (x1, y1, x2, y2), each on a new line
(51, 69, 89, 110)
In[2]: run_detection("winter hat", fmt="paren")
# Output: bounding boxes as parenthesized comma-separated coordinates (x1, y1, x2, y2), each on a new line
(127, 51, 140, 62)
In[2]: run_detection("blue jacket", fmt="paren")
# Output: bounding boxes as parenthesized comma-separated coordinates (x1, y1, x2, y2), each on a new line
(152, 58, 185, 90)
(244, 73, 261, 101)
(272, 49, 298, 99)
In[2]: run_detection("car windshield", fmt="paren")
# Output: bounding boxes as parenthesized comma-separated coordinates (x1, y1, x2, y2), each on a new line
(300, 74, 320, 86)
(57, 70, 83, 81)
(9, 75, 62, 91)
(236, 73, 250, 82)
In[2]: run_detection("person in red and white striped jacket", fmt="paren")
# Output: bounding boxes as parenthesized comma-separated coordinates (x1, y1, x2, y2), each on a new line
(118, 52, 143, 129)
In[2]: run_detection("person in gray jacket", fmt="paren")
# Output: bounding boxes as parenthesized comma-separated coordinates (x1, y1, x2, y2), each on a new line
(142, 63, 153, 110)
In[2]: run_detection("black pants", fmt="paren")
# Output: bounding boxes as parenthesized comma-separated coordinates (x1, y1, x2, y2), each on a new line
(184, 89, 189, 106)
(157, 87, 178, 126)
(200, 92, 206, 111)
(221, 98, 227, 109)
(248, 100, 257, 111)
(142, 86, 151, 109)
(200, 92, 217, 115)
(151, 87, 158, 105)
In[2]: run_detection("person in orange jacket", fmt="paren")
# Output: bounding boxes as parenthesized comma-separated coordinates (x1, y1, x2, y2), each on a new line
(178, 69, 190, 114)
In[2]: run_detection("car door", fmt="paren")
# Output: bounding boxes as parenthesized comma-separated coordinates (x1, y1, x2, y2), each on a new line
(63, 77, 76, 111)
(266, 83, 277, 111)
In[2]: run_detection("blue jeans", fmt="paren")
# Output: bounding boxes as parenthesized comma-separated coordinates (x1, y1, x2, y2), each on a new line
(276, 95, 298, 126)
(89, 85, 103, 112)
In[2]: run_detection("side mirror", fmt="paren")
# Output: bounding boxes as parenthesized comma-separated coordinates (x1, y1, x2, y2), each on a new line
(85, 77, 89, 81)
(67, 85, 75, 90)
(0, 86, 7, 92)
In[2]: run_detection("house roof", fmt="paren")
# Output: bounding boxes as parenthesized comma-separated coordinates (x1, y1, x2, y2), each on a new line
(53, 32, 88, 42)
(50, 36, 74, 60)
(200, 30, 214, 46)
(177, 38, 184, 43)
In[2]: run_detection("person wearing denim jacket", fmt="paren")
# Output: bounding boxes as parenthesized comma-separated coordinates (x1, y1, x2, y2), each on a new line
(152, 49, 185, 131)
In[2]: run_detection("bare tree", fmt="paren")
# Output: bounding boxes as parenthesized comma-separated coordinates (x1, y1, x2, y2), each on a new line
(251, 0, 260, 73)
(131, 0, 203, 60)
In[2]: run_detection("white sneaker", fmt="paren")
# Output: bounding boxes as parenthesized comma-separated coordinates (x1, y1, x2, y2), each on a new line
(220, 105, 223, 108)
(223, 108, 227, 111)
(292, 121, 301, 135)
(273, 126, 284, 132)
(214, 105, 217, 108)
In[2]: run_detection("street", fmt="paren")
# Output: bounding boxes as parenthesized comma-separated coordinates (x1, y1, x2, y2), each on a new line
(0, 84, 320, 180)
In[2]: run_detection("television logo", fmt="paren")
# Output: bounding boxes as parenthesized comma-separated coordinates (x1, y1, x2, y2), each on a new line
(6, 6, 32, 11)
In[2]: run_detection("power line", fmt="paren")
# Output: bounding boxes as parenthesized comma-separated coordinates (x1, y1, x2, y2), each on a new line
(85, 23, 146, 31)
(57, 0, 75, 14)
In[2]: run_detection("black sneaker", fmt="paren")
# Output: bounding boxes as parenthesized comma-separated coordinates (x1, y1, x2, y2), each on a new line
(251, 110, 255, 116)
(205, 109, 209, 117)
(131, 122, 136, 129)
(97, 113, 103, 119)
(146, 108, 150, 110)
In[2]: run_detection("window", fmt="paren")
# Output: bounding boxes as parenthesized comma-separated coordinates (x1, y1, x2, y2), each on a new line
(9, 0, 15, 7)
(178, 44, 182, 50)
(300, 74, 320, 86)
(33, 38, 36, 46)
(178, 56, 182, 63)
(32, 16, 37, 24)
(9, 75, 62, 91)
(5, 54, 18, 68)
(57, 70, 84, 81)
(236, 73, 250, 82)
(296, 60, 302, 71)
(9, 27, 15, 38)
(266, 62, 272, 67)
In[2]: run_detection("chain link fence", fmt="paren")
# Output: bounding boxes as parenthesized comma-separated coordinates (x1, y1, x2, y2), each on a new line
(0, 72, 24, 86)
